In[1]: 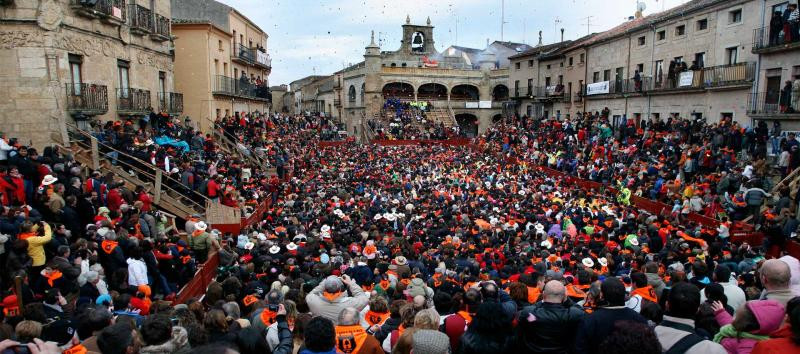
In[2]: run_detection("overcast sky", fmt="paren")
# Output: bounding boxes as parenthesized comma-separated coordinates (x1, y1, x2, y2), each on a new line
(217, 0, 690, 85)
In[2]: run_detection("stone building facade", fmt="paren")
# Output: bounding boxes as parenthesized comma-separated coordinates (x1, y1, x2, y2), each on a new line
(337, 17, 513, 137)
(0, 0, 178, 148)
(171, 0, 271, 133)
(508, 0, 773, 127)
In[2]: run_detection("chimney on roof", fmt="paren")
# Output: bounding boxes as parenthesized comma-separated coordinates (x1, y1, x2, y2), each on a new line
(537, 30, 542, 46)
(560, 28, 564, 42)
(486, 38, 490, 48)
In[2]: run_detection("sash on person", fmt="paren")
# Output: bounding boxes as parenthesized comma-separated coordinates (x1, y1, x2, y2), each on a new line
(335, 324, 368, 354)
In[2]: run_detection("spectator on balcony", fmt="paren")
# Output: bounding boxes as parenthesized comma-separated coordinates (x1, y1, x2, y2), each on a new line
(784, 3, 798, 43)
(771, 11, 785, 45)
(781, 81, 794, 113)
(633, 70, 642, 91)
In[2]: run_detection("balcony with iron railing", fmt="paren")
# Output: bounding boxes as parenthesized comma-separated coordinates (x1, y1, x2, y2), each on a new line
(157, 92, 183, 115)
(232, 43, 255, 65)
(116, 88, 151, 114)
(150, 13, 170, 41)
(70, 0, 126, 24)
(65, 83, 109, 115)
(574, 86, 584, 103)
(752, 26, 800, 54)
(701, 62, 755, 89)
(212, 75, 270, 101)
(128, 4, 153, 35)
(747, 92, 800, 118)
(649, 69, 705, 92)
(584, 77, 652, 98)
(252, 48, 271, 70)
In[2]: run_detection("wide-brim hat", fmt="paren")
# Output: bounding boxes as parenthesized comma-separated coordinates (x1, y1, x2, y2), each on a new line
(385, 214, 397, 222)
(42, 175, 58, 186)
(582, 258, 595, 268)
(286, 242, 298, 251)
(374, 214, 383, 221)
(395, 256, 408, 265)
(195, 221, 208, 231)
(598, 257, 608, 267)
(321, 225, 331, 232)
(629, 237, 640, 246)
(540, 239, 552, 249)
(244, 242, 254, 250)
(269, 245, 281, 254)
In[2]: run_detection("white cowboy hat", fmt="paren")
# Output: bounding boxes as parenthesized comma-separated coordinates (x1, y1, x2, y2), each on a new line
(257, 233, 267, 241)
(385, 214, 397, 222)
(629, 237, 640, 246)
(334, 209, 344, 217)
(392, 199, 400, 204)
(293, 234, 307, 242)
(145, 139, 154, 146)
(194, 221, 208, 231)
(535, 223, 545, 232)
(373, 214, 383, 221)
(518, 190, 526, 196)
(244, 242, 254, 250)
(405, 203, 414, 212)
(286, 242, 298, 251)
(395, 256, 408, 265)
(598, 257, 608, 267)
(540, 239, 552, 249)
(321, 225, 331, 232)
(41, 175, 58, 186)
(582, 258, 595, 268)
(269, 245, 281, 254)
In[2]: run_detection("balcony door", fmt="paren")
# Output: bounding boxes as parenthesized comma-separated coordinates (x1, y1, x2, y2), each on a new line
(69, 54, 83, 95)
(118, 60, 130, 98)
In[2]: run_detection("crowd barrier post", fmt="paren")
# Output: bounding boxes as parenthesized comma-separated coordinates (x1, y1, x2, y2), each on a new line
(90, 136, 100, 170)
(154, 169, 163, 204)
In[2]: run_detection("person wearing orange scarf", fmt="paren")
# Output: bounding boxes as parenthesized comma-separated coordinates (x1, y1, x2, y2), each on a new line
(306, 275, 369, 325)
(626, 272, 658, 313)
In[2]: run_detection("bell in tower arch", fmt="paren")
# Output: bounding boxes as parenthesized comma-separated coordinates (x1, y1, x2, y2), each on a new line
(413, 34, 423, 45)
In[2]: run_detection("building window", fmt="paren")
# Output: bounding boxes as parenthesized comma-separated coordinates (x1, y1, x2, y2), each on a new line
(401, 63, 407, 67)
(580, 53, 585, 63)
(725, 46, 738, 64)
(558, 75, 563, 85)
(729, 9, 742, 24)
(568, 57, 573, 66)
(675, 25, 685, 36)
(603, 69, 611, 81)
(674, 56, 683, 64)
(348, 85, 356, 102)
(657, 30, 666, 41)
(528, 60, 533, 67)
(526, 105, 532, 117)
(158, 71, 166, 95)
(545, 77, 551, 87)
(514, 80, 519, 96)
(117, 59, 130, 97)
(636, 63, 644, 74)
(638, 36, 646, 45)
(697, 18, 708, 30)
(391, 63, 396, 67)
(515, 62, 520, 70)
(546, 64, 551, 70)
(592, 71, 600, 83)
(527, 79, 532, 95)
(655, 60, 664, 80)
(694, 52, 705, 68)
(218, 40, 223, 51)
(68, 54, 82, 94)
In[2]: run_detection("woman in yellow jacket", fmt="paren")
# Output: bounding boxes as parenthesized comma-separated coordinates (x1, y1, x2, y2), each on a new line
(17, 221, 52, 271)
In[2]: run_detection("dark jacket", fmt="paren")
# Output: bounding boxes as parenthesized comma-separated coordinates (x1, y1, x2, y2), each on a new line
(456, 330, 512, 354)
(47, 256, 81, 294)
(373, 316, 401, 342)
(515, 301, 586, 353)
(573, 306, 647, 354)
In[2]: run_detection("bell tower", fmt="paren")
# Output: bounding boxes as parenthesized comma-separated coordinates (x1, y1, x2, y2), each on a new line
(401, 15, 437, 55)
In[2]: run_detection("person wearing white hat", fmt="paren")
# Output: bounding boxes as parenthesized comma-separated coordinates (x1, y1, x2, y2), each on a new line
(188, 221, 215, 263)
(41, 175, 58, 186)
(286, 242, 298, 251)
(269, 245, 281, 254)
(582, 258, 595, 268)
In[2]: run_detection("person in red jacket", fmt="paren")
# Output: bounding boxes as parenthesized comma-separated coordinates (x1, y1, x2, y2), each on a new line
(752, 300, 800, 354)
(106, 182, 123, 212)
(135, 186, 152, 212)
(206, 175, 220, 202)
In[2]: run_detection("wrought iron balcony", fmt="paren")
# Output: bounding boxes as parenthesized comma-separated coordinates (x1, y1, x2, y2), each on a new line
(150, 13, 170, 41)
(702, 62, 755, 88)
(157, 92, 183, 115)
(212, 75, 270, 101)
(117, 88, 151, 114)
(71, 0, 126, 23)
(233, 43, 255, 64)
(752, 26, 800, 54)
(65, 83, 108, 115)
(128, 4, 153, 35)
(747, 92, 800, 118)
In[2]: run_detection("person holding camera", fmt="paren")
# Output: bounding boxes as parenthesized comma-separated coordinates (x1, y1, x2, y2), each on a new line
(306, 275, 369, 325)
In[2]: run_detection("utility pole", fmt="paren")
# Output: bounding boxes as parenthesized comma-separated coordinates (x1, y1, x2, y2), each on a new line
(554, 17, 562, 42)
(581, 15, 594, 35)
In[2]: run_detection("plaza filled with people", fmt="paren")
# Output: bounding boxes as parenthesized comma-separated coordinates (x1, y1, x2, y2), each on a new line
(1, 107, 800, 354)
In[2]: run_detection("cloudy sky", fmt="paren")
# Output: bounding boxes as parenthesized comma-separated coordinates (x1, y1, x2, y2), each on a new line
(217, 0, 690, 85)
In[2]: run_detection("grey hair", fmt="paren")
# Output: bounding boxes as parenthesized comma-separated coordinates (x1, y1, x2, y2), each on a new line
(323, 276, 343, 293)
(413, 309, 440, 330)
(337, 307, 360, 326)
(222, 302, 241, 320)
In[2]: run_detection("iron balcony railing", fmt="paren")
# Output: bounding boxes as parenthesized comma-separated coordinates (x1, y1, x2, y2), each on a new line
(252, 48, 271, 68)
(702, 62, 755, 88)
(235, 43, 255, 63)
(72, 0, 127, 21)
(117, 88, 151, 113)
(212, 75, 270, 100)
(152, 13, 170, 38)
(128, 4, 153, 33)
(585, 77, 652, 97)
(157, 92, 183, 114)
(65, 83, 108, 114)
(747, 92, 785, 115)
(574, 86, 584, 102)
(650, 69, 704, 91)
(752, 26, 800, 52)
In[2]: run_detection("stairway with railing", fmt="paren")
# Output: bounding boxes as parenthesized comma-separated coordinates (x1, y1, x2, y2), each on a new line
(742, 166, 800, 224)
(66, 124, 210, 218)
(211, 127, 274, 175)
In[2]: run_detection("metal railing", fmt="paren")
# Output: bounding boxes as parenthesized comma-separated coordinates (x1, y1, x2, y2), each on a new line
(72, 0, 126, 21)
(702, 62, 755, 88)
(752, 26, 800, 51)
(650, 69, 704, 91)
(128, 4, 153, 32)
(212, 75, 270, 100)
(234, 43, 254, 63)
(157, 92, 183, 114)
(747, 92, 783, 115)
(152, 13, 170, 38)
(574, 86, 584, 102)
(65, 83, 108, 113)
(117, 88, 151, 113)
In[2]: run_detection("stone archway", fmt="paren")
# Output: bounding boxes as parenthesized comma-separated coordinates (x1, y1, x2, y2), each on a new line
(382, 82, 414, 99)
(451, 84, 480, 101)
(417, 83, 448, 100)
(455, 113, 478, 137)
(492, 84, 509, 101)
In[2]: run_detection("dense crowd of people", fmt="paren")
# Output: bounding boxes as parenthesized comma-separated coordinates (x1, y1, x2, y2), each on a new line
(1, 108, 800, 354)
(369, 99, 458, 140)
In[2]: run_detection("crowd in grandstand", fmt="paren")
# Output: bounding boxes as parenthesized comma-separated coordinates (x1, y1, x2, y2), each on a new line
(1, 108, 800, 354)
(369, 99, 458, 140)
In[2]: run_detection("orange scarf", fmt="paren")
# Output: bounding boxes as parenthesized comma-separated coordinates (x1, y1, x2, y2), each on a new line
(323, 291, 342, 302)
(364, 310, 390, 327)
(192, 229, 205, 237)
(456, 310, 473, 324)
(63, 344, 87, 354)
(631, 285, 658, 303)
(260, 308, 277, 326)
(101, 240, 118, 254)
(335, 324, 368, 354)
(18, 232, 35, 240)
(527, 286, 541, 304)
(45, 270, 63, 287)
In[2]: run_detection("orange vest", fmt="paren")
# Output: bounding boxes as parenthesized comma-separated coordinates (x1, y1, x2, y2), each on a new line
(335, 324, 369, 354)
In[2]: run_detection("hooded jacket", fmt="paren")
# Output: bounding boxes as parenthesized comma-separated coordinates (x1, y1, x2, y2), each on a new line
(645, 272, 666, 298)
(714, 300, 786, 354)
(305, 280, 369, 325)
